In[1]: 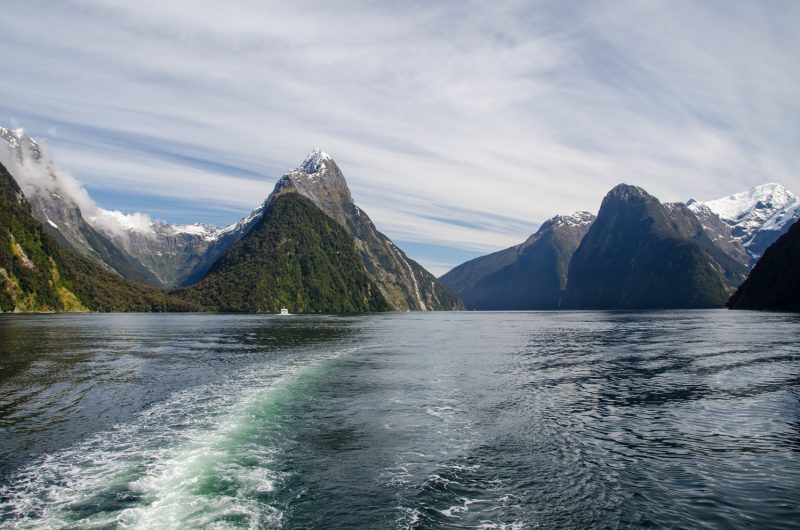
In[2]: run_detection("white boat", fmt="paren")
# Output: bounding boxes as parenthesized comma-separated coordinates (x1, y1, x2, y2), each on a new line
(279, 308, 290, 315)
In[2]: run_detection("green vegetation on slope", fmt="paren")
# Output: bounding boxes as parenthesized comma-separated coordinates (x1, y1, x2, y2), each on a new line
(174, 193, 389, 313)
(272, 156, 462, 310)
(0, 162, 199, 312)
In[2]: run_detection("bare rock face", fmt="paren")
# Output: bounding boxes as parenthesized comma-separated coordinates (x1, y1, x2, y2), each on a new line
(0, 130, 459, 310)
(108, 211, 264, 287)
(271, 149, 462, 311)
(683, 201, 750, 266)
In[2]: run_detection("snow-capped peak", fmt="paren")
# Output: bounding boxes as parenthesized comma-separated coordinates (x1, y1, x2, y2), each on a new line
(701, 183, 794, 223)
(0, 127, 29, 140)
(299, 148, 332, 174)
(548, 211, 595, 228)
(168, 222, 222, 239)
(0, 127, 41, 159)
(688, 182, 800, 262)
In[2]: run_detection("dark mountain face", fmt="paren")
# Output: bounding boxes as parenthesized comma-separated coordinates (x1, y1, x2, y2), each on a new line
(442, 212, 595, 310)
(439, 246, 519, 297)
(565, 184, 737, 309)
(727, 219, 800, 312)
(0, 162, 197, 312)
(663, 202, 749, 286)
(271, 150, 462, 311)
(174, 193, 389, 313)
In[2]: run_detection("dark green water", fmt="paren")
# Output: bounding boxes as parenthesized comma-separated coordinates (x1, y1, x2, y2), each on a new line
(0, 311, 799, 529)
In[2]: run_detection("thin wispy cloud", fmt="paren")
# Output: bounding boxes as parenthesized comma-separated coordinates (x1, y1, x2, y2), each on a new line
(2, 0, 798, 275)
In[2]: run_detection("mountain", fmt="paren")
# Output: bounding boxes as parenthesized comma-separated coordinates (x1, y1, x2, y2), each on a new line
(105, 211, 262, 287)
(682, 201, 750, 266)
(174, 193, 389, 313)
(0, 127, 264, 287)
(0, 161, 198, 312)
(0, 127, 162, 285)
(0, 130, 457, 309)
(688, 183, 800, 266)
(661, 202, 749, 286)
(441, 211, 595, 309)
(269, 149, 462, 311)
(565, 184, 745, 309)
(727, 218, 800, 312)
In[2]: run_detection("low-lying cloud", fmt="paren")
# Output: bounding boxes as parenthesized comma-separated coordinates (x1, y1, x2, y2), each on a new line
(0, 138, 155, 238)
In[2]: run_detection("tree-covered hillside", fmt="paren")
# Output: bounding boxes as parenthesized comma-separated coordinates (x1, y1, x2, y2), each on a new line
(174, 193, 389, 313)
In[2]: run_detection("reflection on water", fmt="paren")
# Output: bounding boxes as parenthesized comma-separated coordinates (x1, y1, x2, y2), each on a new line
(1, 311, 799, 528)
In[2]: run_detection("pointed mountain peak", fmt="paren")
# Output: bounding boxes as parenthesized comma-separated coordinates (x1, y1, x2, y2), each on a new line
(270, 148, 353, 227)
(298, 147, 333, 174)
(0, 126, 42, 161)
(520, 211, 596, 250)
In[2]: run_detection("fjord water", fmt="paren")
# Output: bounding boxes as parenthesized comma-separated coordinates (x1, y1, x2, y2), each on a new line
(1, 312, 798, 529)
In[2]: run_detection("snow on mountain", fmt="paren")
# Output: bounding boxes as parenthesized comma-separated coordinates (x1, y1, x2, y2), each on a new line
(518, 211, 595, 252)
(548, 211, 595, 229)
(702, 183, 796, 234)
(299, 147, 332, 175)
(689, 183, 800, 263)
(0, 128, 42, 160)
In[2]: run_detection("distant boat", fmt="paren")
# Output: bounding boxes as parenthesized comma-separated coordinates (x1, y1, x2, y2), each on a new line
(279, 308, 290, 315)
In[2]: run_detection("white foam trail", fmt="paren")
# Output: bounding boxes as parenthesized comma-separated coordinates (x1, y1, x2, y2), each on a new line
(0, 345, 366, 529)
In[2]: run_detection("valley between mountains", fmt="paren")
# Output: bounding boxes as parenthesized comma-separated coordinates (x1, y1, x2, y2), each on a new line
(1, 126, 798, 313)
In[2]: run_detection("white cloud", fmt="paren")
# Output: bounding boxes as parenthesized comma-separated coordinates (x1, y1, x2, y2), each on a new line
(2, 0, 798, 271)
(0, 140, 155, 238)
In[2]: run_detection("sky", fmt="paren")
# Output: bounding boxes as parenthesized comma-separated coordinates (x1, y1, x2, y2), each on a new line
(2, 0, 799, 275)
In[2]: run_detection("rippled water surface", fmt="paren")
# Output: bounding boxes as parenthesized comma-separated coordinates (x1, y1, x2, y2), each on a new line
(1, 311, 799, 528)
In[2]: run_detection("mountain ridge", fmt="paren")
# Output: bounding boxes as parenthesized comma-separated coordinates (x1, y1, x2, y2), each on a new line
(441, 211, 594, 309)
